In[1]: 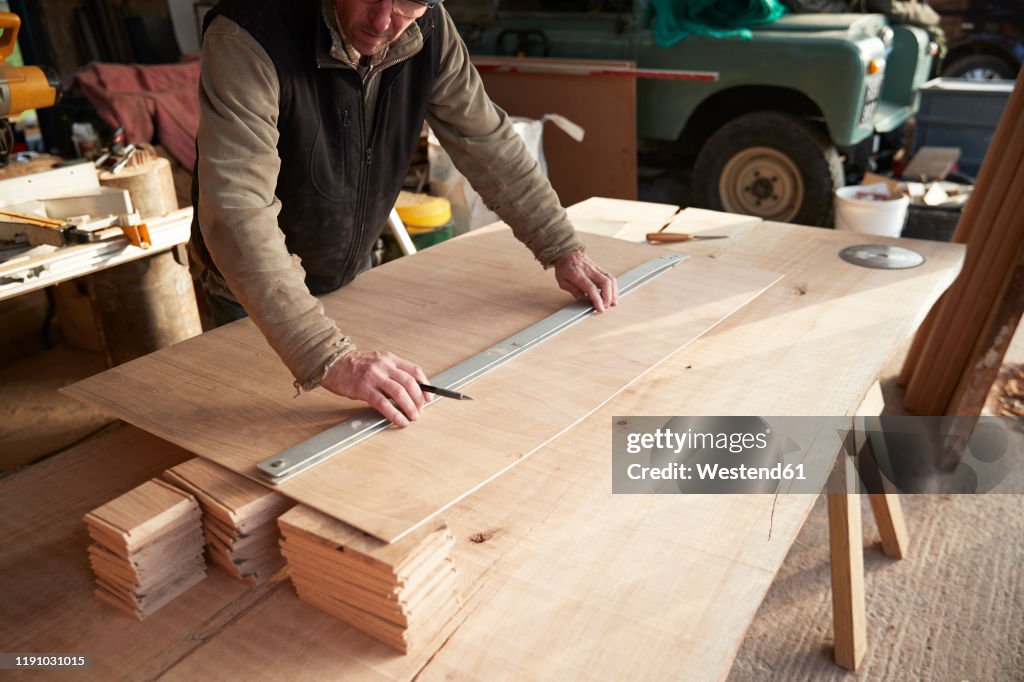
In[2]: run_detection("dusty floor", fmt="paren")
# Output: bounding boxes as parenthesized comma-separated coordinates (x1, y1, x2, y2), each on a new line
(728, 493, 1023, 681)
(727, 330, 1024, 680)
(0, 345, 115, 471)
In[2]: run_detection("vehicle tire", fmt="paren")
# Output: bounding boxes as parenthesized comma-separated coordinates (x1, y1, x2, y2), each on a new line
(941, 54, 1018, 80)
(692, 111, 844, 227)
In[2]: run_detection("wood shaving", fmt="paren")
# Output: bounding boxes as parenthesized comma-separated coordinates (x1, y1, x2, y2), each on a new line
(993, 364, 1024, 417)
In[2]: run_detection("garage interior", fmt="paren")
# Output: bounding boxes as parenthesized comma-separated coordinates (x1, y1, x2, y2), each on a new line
(1, 0, 1022, 679)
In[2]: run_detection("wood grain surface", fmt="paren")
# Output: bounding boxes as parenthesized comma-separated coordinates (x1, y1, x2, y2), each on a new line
(280, 506, 459, 652)
(163, 458, 293, 533)
(64, 229, 781, 542)
(3, 206, 966, 681)
(0, 425, 289, 681)
(83, 479, 198, 554)
(162, 458, 291, 584)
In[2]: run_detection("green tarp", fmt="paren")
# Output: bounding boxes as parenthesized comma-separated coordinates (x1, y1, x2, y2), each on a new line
(651, 0, 788, 46)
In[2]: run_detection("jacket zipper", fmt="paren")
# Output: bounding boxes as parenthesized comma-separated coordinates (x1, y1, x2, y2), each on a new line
(346, 89, 370, 281)
(313, 61, 370, 281)
(316, 21, 433, 281)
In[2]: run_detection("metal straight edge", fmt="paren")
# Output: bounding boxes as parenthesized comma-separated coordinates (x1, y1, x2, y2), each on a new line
(257, 253, 686, 483)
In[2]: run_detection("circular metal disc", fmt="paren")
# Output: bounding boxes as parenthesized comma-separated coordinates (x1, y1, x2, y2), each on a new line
(839, 244, 925, 270)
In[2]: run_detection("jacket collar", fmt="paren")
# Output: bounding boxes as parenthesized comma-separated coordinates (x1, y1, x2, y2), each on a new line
(315, 0, 428, 70)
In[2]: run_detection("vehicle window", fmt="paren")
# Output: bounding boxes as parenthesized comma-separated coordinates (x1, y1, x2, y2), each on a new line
(499, 0, 633, 13)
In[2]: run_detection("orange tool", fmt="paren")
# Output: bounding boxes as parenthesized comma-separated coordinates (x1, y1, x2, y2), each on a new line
(121, 222, 151, 249)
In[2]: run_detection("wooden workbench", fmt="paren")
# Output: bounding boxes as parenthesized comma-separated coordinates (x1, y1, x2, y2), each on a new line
(0, 162, 200, 366)
(0, 201, 964, 680)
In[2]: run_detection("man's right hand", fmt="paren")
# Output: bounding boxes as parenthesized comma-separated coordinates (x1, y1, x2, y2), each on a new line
(319, 350, 429, 427)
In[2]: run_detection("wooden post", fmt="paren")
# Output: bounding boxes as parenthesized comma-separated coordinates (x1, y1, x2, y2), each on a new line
(99, 155, 179, 219)
(85, 245, 201, 367)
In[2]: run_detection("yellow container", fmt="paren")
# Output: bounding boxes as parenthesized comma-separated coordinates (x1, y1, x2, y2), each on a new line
(395, 191, 452, 229)
(388, 192, 454, 257)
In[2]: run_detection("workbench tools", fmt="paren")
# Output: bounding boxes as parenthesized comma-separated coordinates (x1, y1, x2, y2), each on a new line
(645, 232, 728, 243)
(0, 187, 150, 251)
(0, 210, 150, 248)
(93, 128, 138, 175)
(838, 244, 925, 270)
(278, 506, 460, 653)
(163, 459, 294, 585)
(0, 13, 61, 168)
(0, 209, 66, 246)
(257, 253, 685, 484)
(0, 207, 192, 301)
(83, 479, 207, 620)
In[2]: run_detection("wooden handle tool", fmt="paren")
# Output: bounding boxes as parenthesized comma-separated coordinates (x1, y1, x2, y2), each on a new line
(645, 232, 728, 243)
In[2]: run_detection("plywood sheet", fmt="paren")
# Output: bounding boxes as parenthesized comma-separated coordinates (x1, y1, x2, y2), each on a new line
(64, 230, 780, 542)
(566, 196, 680, 241)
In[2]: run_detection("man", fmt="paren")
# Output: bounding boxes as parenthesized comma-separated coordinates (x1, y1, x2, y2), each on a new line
(191, 0, 617, 429)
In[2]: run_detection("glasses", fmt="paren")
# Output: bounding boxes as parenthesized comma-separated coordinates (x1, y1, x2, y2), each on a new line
(364, 0, 435, 19)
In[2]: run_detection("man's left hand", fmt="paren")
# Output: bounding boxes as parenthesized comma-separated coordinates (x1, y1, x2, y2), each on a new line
(553, 249, 619, 313)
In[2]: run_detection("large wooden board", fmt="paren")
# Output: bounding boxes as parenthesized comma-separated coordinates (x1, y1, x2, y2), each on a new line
(2, 207, 966, 681)
(158, 222, 965, 682)
(566, 196, 682, 242)
(64, 230, 780, 542)
(64, 231, 778, 540)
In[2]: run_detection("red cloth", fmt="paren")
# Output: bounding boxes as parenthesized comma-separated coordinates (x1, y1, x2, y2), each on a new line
(71, 60, 201, 169)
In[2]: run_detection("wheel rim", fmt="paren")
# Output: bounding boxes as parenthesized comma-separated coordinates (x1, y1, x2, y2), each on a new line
(963, 67, 1003, 81)
(718, 146, 804, 222)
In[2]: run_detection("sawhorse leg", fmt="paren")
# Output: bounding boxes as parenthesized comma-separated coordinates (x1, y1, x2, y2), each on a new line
(869, 492, 909, 559)
(827, 454, 866, 671)
(828, 468, 910, 670)
(827, 380, 912, 669)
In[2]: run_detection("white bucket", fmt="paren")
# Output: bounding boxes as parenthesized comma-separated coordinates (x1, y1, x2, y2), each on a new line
(834, 185, 909, 237)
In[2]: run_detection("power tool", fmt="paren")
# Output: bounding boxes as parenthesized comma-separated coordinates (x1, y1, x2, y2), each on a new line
(0, 12, 61, 167)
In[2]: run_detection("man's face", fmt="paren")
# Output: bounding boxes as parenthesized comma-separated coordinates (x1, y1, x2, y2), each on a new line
(335, 0, 416, 57)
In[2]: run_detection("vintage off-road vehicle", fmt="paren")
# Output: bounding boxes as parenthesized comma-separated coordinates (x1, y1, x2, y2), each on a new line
(934, 0, 1023, 80)
(453, 1, 936, 226)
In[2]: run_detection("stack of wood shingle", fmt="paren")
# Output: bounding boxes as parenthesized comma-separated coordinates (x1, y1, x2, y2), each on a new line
(84, 479, 206, 619)
(163, 458, 293, 585)
(902, 68, 1024, 416)
(278, 505, 460, 653)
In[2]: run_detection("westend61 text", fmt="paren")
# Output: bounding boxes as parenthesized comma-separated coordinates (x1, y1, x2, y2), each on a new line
(626, 462, 807, 481)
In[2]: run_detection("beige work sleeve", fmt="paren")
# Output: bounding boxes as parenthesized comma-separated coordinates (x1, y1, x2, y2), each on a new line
(196, 16, 354, 390)
(425, 9, 585, 268)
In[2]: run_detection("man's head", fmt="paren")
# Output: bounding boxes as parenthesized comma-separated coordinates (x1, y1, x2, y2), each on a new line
(334, 0, 439, 57)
